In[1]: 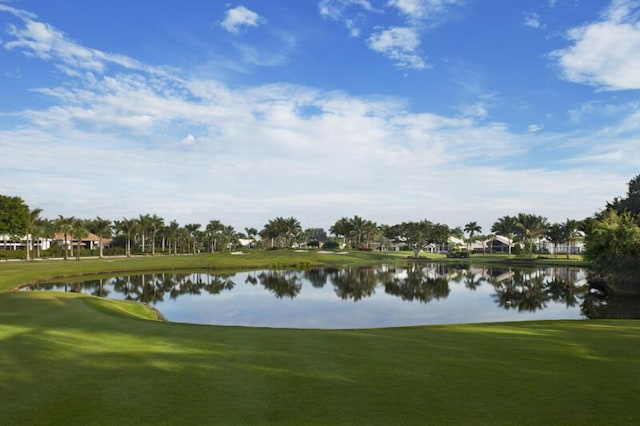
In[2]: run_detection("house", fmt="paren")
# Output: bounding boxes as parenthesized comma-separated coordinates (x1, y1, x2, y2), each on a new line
(0, 234, 52, 251)
(487, 235, 513, 254)
(52, 233, 112, 250)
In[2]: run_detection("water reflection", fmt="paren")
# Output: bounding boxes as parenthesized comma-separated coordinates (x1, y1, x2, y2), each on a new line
(23, 264, 635, 328)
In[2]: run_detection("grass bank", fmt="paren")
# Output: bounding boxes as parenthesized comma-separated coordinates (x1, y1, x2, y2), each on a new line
(1, 251, 638, 424)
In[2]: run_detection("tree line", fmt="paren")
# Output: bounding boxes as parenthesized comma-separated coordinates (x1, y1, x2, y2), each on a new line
(1, 174, 639, 267)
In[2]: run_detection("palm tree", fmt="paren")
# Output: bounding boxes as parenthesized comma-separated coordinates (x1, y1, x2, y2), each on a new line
(32, 217, 54, 259)
(562, 219, 581, 259)
(91, 216, 112, 259)
(329, 217, 353, 249)
(25, 207, 42, 261)
(282, 217, 302, 248)
(138, 214, 152, 253)
(55, 215, 76, 260)
(464, 221, 482, 252)
(149, 214, 164, 256)
(546, 223, 565, 258)
(206, 220, 224, 252)
(167, 220, 180, 255)
(516, 213, 549, 254)
(491, 215, 519, 255)
(120, 217, 138, 258)
(72, 219, 89, 261)
(184, 223, 201, 254)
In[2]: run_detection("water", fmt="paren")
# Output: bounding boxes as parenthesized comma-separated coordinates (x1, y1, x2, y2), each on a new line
(24, 264, 593, 329)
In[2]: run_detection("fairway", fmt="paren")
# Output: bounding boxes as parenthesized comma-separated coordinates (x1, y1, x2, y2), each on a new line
(1, 254, 639, 425)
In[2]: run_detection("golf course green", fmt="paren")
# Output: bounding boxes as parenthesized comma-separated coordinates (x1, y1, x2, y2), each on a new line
(1, 251, 639, 425)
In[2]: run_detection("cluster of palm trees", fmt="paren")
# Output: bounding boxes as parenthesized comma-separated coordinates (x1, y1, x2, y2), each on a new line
(329, 215, 381, 249)
(7, 203, 586, 261)
(489, 214, 582, 257)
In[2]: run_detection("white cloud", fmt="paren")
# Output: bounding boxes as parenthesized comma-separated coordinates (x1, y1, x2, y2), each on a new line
(220, 5, 264, 34)
(527, 124, 544, 133)
(318, 0, 375, 37)
(551, 0, 640, 90)
(368, 27, 426, 69)
(523, 12, 543, 29)
(387, 0, 462, 20)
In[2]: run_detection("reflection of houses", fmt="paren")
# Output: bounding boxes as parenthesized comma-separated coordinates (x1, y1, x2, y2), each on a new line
(52, 233, 112, 250)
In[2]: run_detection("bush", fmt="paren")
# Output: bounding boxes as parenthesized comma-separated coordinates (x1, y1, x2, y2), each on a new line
(446, 251, 469, 259)
(322, 240, 340, 250)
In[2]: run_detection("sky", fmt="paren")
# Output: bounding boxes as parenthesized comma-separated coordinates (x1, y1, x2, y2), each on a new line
(1, 0, 639, 233)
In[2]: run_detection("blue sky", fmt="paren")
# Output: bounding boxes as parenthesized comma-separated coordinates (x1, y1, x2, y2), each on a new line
(1, 0, 639, 232)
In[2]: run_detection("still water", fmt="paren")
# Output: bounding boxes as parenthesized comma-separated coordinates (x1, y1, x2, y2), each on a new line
(24, 264, 604, 329)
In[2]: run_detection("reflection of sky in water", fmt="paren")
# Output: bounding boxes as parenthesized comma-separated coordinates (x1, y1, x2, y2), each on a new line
(29, 268, 587, 329)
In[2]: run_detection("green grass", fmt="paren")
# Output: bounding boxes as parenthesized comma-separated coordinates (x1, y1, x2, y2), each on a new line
(1, 251, 638, 424)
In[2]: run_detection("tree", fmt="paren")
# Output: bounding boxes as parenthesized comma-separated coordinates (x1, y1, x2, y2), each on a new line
(138, 214, 152, 253)
(464, 221, 482, 251)
(584, 209, 640, 293)
(386, 220, 450, 258)
(184, 223, 201, 254)
(25, 207, 42, 261)
(0, 195, 29, 251)
(149, 214, 164, 256)
(120, 217, 138, 258)
(32, 217, 54, 259)
(607, 173, 640, 216)
(55, 215, 76, 260)
(260, 217, 300, 249)
(546, 223, 564, 258)
(491, 215, 519, 255)
(329, 217, 353, 249)
(90, 217, 112, 259)
(562, 219, 582, 259)
(516, 213, 548, 254)
(72, 219, 89, 261)
(206, 220, 224, 252)
(166, 220, 180, 255)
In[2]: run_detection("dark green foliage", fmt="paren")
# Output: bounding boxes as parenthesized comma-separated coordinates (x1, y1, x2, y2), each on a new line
(607, 173, 640, 216)
(0, 194, 30, 240)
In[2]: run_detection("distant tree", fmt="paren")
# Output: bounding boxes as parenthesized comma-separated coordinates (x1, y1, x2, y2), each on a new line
(166, 220, 180, 254)
(32, 217, 54, 259)
(562, 219, 582, 259)
(206, 220, 224, 252)
(546, 223, 565, 258)
(55, 215, 76, 260)
(90, 217, 112, 259)
(516, 213, 549, 254)
(149, 214, 164, 256)
(387, 220, 450, 258)
(25, 207, 42, 261)
(72, 219, 89, 261)
(464, 221, 482, 251)
(184, 223, 201, 254)
(138, 214, 152, 253)
(491, 215, 519, 255)
(607, 173, 640, 216)
(0, 195, 29, 251)
(329, 217, 353, 249)
(120, 217, 138, 258)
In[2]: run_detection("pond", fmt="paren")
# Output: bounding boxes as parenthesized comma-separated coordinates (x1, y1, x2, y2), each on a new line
(23, 263, 626, 329)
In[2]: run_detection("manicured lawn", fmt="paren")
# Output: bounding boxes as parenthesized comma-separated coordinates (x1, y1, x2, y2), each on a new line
(1, 252, 638, 424)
